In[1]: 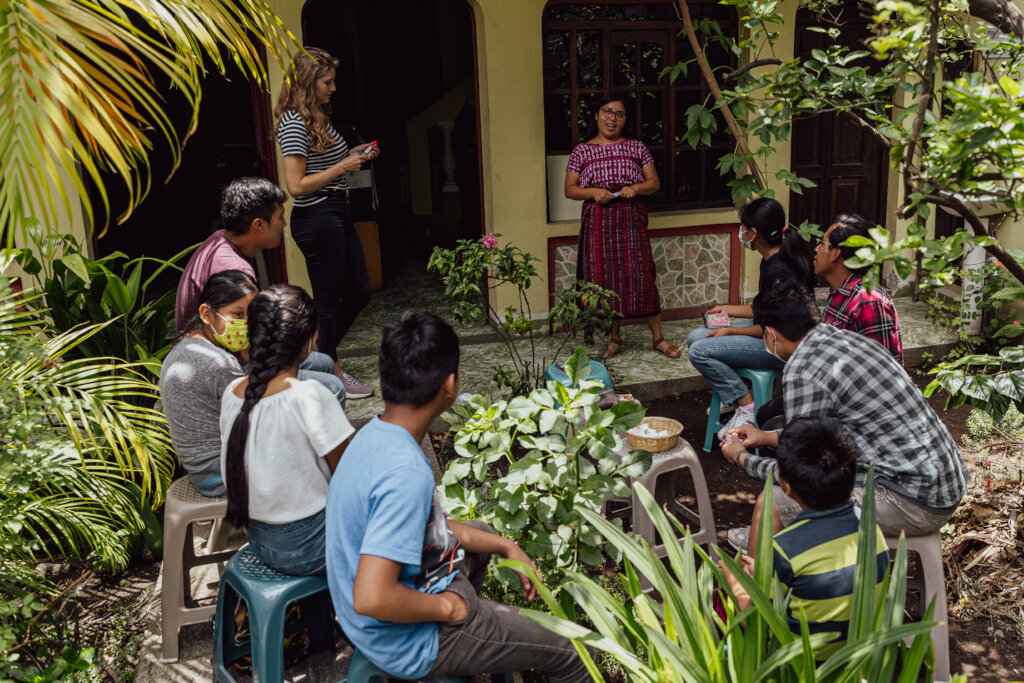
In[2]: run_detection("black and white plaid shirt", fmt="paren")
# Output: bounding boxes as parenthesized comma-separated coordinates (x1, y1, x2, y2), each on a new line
(743, 324, 969, 509)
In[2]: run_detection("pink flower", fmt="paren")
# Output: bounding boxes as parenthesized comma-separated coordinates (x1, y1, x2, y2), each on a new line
(482, 234, 498, 250)
(1015, 321, 1020, 325)
(995, 260, 1003, 266)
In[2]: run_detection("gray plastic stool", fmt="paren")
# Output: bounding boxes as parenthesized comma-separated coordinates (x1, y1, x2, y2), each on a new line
(631, 437, 716, 556)
(885, 533, 950, 683)
(160, 477, 238, 662)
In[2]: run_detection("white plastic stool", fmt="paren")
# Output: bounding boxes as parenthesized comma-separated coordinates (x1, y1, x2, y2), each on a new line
(616, 437, 716, 557)
(160, 477, 238, 662)
(885, 533, 950, 683)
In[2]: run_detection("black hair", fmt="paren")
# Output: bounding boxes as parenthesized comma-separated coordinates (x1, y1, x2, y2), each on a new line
(182, 270, 258, 337)
(224, 284, 318, 527)
(776, 416, 858, 510)
(379, 310, 460, 406)
(740, 197, 813, 287)
(752, 278, 820, 342)
(220, 177, 287, 235)
(828, 213, 875, 275)
(586, 94, 634, 140)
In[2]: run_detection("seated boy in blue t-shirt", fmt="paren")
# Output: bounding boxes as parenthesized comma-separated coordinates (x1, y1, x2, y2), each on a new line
(325, 311, 588, 682)
(722, 416, 889, 658)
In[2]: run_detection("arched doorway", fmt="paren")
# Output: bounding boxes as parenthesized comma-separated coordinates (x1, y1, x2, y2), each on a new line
(301, 0, 483, 282)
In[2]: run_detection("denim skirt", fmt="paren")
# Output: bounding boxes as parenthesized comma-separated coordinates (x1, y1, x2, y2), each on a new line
(245, 508, 326, 576)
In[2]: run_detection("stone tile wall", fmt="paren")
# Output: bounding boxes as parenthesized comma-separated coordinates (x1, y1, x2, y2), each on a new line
(551, 232, 732, 310)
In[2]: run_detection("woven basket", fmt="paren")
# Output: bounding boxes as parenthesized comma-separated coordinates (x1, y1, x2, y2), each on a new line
(627, 417, 683, 453)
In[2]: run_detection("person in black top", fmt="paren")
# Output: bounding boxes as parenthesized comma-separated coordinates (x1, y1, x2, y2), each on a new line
(275, 47, 380, 400)
(685, 197, 812, 437)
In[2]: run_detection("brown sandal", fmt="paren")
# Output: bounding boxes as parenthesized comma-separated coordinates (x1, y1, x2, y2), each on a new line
(603, 337, 624, 359)
(653, 337, 681, 359)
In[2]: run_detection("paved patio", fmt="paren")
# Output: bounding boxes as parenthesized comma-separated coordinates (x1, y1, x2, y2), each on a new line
(336, 263, 957, 423)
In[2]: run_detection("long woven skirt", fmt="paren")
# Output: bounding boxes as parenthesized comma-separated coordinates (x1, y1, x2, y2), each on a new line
(576, 198, 661, 318)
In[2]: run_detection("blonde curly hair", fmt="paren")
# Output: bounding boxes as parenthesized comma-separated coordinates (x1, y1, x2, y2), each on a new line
(275, 47, 340, 154)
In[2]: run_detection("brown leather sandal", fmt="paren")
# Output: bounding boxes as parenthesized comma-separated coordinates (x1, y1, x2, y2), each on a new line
(602, 336, 624, 359)
(653, 337, 681, 359)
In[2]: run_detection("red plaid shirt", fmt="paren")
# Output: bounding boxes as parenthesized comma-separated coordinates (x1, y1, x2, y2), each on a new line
(823, 274, 903, 364)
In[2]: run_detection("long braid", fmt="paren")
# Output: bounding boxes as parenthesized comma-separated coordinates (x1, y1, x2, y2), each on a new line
(224, 286, 318, 527)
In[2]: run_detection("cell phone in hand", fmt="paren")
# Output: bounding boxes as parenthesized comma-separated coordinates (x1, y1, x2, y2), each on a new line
(704, 311, 730, 328)
(358, 140, 379, 156)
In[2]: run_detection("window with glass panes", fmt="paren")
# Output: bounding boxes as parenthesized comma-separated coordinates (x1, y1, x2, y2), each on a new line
(543, 1, 737, 210)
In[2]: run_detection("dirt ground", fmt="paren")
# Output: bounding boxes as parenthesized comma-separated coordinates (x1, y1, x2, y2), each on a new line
(639, 372, 1023, 683)
(38, 374, 1022, 682)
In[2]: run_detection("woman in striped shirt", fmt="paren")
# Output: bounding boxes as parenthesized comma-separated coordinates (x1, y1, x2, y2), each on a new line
(275, 47, 379, 399)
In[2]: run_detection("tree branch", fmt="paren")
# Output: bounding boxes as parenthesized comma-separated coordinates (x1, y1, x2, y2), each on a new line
(722, 59, 783, 83)
(920, 192, 1024, 285)
(968, 0, 1024, 40)
(676, 0, 766, 190)
(902, 0, 942, 204)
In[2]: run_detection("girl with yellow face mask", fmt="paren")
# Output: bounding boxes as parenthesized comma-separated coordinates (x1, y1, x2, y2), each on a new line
(160, 271, 259, 496)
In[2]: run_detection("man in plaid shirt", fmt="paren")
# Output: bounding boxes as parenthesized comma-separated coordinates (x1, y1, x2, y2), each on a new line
(817, 214, 903, 363)
(722, 281, 969, 552)
(754, 214, 905, 431)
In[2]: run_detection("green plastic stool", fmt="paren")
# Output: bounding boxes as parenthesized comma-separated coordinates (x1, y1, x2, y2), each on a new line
(212, 546, 336, 683)
(340, 647, 514, 682)
(702, 367, 781, 453)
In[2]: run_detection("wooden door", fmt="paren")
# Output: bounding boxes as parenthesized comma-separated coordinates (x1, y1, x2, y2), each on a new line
(789, 4, 889, 229)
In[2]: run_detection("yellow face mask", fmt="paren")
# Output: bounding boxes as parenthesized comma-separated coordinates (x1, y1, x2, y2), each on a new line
(208, 309, 249, 352)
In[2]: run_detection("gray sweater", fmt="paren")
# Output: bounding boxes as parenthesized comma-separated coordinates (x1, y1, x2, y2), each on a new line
(159, 337, 244, 479)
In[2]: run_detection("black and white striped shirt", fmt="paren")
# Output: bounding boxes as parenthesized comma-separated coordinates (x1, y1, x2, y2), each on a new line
(276, 108, 348, 207)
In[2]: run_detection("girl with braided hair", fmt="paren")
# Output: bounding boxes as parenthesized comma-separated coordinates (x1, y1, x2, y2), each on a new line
(220, 284, 355, 575)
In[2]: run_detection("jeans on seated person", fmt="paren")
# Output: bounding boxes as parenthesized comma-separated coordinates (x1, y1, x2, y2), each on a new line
(429, 520, 591, 683)
(772, 483, 955, 537)
(188, 463, 226, 497)
(245, 508, 326, 576)
(297, 351, 346, 410)
(686, 321, 784, 405)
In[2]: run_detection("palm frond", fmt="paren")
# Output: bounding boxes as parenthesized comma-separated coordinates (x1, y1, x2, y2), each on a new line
(0, 0, 300, 242)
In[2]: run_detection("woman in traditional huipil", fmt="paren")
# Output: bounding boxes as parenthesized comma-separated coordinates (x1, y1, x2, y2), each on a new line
(563, 96, 679, 358)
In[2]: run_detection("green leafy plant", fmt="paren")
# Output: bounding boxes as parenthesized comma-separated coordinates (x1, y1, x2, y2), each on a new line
(428, 234, 620, 396)
(0, 277, 174, 678)
(504, 470, 955, 682)
(440, 348, 650, 582)
(7, 226, 196, 373)
(0, 0, 299, 243)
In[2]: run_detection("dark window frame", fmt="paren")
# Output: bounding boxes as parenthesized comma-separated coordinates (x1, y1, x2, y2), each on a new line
(543, 0, 737, 211)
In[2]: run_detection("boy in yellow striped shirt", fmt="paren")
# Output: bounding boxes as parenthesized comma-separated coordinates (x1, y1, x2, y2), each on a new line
(722, 416, 888, 658)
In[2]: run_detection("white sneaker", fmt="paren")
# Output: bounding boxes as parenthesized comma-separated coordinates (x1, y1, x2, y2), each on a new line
(706, 402, 737, 417)
(717, 407, 756, 441)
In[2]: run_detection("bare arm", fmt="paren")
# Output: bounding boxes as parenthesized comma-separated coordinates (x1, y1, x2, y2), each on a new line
(352, 555, 467, 623)
(564, 170, 610, 203)
(447, 520, 540, 600)
(708, 304, 754, 318)
(619, 162, 660, 198)
(282, 154, 368, 198)
(324, 435, 352, 473)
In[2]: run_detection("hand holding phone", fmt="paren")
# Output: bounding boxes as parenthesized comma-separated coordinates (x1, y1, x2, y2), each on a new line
(358, 140, 379, 156)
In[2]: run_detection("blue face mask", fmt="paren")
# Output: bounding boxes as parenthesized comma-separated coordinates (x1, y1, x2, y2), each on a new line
(764, 327, 785, 363)
(739, 225, 755, 251)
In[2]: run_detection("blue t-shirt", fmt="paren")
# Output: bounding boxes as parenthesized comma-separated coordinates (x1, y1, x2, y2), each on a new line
(326, 417, 464, 679)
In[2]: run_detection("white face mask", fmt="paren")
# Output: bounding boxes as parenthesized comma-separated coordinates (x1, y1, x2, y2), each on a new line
(739, 225, 755, 251)
(764, 327, 785, 363)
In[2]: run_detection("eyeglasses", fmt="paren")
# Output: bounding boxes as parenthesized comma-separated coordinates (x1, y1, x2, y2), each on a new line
(815, 237, 835, 249)
(600, 108, 626, 120)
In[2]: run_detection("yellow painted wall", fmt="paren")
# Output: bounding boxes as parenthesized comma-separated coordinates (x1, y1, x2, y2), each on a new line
(266, 0, 314, 296)
(261, 0, 817, 313)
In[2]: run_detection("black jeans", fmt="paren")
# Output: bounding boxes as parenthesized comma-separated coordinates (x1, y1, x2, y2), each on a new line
(430, 521, 590, 683)
(290, 198, 370, 360)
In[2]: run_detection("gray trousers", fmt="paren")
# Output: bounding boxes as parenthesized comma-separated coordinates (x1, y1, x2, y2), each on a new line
(429, 522, 591, 683)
